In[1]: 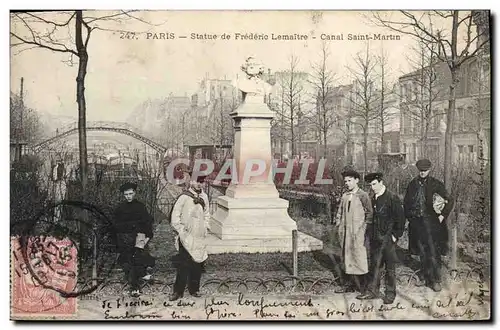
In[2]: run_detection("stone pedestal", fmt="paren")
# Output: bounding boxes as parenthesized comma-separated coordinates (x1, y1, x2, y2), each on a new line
(208, 93, 322, 253)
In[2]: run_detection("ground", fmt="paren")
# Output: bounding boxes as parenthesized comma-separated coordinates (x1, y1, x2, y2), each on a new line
(84, 214, 490, 310)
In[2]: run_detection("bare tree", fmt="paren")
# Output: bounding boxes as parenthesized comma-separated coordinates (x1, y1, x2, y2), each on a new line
(11, 10, 159, 197)
(268, 82, 286, 159)
(210, 87, 237, 146)
(273, 55, 308, 158)
(401, 37, 445, 159)
(11, 10, 162, 287)
(308, 41, 337, 158)
(10, 91, 45, 143)
(375, 48, 395, 153)
(347, 43, 380, 173)
(372, 10, 490, 268)
(468, 42, 490, 235)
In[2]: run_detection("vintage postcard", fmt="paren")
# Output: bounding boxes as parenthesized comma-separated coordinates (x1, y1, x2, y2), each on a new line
(10, 10, 491, 321)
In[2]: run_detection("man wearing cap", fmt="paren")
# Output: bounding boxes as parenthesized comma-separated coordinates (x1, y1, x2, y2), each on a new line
(404, 159, 454, 292)
(169, 173, 210, 301)
(113, 182, 155, 297)
(334, 169, 373, 294)
(357, 172, 405, 304)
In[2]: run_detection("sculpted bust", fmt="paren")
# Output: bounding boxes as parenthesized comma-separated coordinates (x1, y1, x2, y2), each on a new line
(233, 56, 272, 101)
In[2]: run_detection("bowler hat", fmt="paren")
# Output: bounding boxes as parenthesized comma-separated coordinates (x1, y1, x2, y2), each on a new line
(416, 159, 432, 171)
(119, 182, 137, 192)
(365, 172, 384, 182)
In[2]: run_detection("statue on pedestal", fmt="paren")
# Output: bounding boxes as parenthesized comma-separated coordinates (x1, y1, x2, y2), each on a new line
(233, 56, 272, 102)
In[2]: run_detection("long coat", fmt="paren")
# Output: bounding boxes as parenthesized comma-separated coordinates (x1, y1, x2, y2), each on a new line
(335, 189, 373, 275)
(171, 188, 210, 263)
(404, 176, 454, 256)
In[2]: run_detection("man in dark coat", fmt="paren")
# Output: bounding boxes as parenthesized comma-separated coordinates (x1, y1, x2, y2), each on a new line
(357, 172, 405, 304)
(404, 159, 454, 292)
(113, 182, 155, 297)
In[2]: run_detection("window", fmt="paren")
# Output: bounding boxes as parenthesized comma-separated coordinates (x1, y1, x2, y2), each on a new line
(456, 107, 465, 131)
(466, 106, 477, 131)
(412, 82, 418, 101)
(386, 140, 391, 153)
(412, 143, 417, 162)
(410, 116, 416, 135)
(482, 62, 491, 93)
(432, 111, 440, 132)
(468, 66, 479, 95)
(403, 143, 407, 155)
(468, 145, 477, 163)
(457, 145, 464, 162)
(414, 117, 421, 136)
(403, 114, 410, 134)
(427, 145, 439, 163)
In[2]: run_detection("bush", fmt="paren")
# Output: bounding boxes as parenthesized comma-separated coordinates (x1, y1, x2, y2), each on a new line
(10, 156, 49, 235)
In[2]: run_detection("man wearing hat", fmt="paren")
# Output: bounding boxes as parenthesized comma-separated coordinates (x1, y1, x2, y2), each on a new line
(169, 172, 210, 301)
(113, 182, 155, 297)
(357, 172, 405, 304)
(334, 169, 373, 295)
(404, 159, 454, 292)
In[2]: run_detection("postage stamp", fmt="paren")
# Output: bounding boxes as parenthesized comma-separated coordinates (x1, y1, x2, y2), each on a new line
(10, 9, 491, 321)
(11, 236, 78, 319)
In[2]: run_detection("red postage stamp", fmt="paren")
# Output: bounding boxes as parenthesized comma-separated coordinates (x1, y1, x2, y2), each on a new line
(11, 236, 78, 319)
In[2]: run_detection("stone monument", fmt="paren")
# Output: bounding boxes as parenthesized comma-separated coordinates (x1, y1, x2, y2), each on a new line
(206, 56, 323, 254)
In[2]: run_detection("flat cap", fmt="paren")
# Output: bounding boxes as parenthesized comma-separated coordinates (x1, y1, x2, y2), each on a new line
(416, 159, 432, 171)
(119, 182, 137, 192)
(365, 172, 384, 182)
(341, 169, 360, 179)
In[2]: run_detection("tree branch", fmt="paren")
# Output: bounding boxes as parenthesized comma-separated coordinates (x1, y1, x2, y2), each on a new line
(10, 31, 78, 55)
(25, 12, 75, 27)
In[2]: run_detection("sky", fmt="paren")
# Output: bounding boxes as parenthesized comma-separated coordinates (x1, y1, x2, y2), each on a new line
(10, 10, 453, 122)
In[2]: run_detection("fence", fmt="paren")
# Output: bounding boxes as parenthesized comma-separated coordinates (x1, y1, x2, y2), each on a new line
(79, 264, 487, 298)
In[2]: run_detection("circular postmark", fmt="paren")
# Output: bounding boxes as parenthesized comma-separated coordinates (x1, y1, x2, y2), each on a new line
(11, 200, 118, 314)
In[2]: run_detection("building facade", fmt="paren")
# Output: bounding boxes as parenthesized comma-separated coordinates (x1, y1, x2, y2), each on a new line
(332, 82, 400, 170)
(399, 13, 490, 167)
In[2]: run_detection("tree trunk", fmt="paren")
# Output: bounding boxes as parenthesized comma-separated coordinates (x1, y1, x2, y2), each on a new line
(380, 95, 385, 154)
(445, 70, 457, 269)
(422, 122, 429, 158)
(75, 10, 88, 194)
(291, 115, 295, 157)
(420, 113, 427, 158)
(363, 123, 368, 174)
(380, 122, 385, 154)
(445, 12, 459, 270)
(323, 125, 327, 158)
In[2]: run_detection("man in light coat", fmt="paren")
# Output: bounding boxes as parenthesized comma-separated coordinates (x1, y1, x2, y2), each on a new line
(169, 174, 210, 301)
(334, 169, 373, 294)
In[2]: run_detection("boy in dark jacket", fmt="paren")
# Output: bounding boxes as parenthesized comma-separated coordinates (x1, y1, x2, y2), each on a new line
(113, 182, 155, 297)
(357, 172, 405, 304)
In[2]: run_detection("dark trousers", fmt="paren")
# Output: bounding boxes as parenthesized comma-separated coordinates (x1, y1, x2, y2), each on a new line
(368, 238, 397, 299)
(173, 241, 203, 295)
(413, 217, 442, 284)
(117, 234, 153, 291)
(417, 236, 442, 284)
